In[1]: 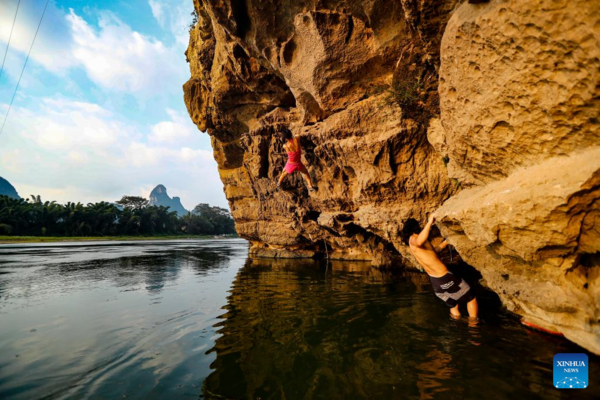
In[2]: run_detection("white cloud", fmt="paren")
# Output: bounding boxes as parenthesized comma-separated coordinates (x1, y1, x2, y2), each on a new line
(149, 0, 165, 27)
(0, 3, 187, 94)
(66, 10, 184, 93)
(0, 99, 226, 208)
(67, 151, 88, 165)
(0, 0, 77, 74)
(148, 109, 194, 144)
(18, 98, 123, 151)
(148, 0, 194, 47)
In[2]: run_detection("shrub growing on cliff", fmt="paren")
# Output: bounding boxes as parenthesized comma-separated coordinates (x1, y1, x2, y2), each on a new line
(385, 74, 423, 118)
(189, 10, 198, 32)
(382, 39, 441, 123)
(387, 76, 421, 108)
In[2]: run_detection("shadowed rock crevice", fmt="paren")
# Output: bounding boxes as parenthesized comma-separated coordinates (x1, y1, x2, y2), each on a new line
(231, 0, 251, 37)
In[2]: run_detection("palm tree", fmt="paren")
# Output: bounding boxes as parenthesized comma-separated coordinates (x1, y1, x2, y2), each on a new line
(30, 194, 42, 204)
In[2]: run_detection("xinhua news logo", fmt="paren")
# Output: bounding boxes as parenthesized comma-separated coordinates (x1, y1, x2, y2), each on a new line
(554, 353, 588, 389)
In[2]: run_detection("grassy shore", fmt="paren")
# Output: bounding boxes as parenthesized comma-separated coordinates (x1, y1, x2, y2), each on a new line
(0, 235, 229, 244)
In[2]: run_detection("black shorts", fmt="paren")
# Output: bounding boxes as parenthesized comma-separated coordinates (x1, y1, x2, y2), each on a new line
(429, 272, 475, 307)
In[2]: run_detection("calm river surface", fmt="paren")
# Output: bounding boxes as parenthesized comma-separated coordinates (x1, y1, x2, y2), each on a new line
(0, 239, 597, 399)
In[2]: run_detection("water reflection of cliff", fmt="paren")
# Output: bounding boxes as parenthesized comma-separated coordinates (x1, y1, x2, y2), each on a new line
(204, 257, 458, 399)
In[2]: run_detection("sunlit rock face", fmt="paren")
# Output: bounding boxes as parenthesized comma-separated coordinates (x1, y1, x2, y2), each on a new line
(184, 0, 600, 353)
(433, 0, 600, 354)
(184, 0, 459, 263)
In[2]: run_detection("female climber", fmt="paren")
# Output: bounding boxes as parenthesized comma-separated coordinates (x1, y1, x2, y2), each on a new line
(277, 127, 316, 192)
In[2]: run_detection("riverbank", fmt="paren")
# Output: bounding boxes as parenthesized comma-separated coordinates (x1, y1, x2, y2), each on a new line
(0, 235, 235, 244)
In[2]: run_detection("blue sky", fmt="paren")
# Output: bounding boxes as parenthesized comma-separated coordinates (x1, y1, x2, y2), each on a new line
(0, 0, 227, 209)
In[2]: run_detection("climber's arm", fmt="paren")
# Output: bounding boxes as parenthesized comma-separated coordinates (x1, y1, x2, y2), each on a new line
(412, 214, 435, 247)
(434, 240, 449, 253)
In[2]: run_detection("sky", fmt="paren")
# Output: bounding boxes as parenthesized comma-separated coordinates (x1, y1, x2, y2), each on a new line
(0, 0, 227, 209)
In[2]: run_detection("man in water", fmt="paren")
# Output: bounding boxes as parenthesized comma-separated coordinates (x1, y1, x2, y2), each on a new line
(402, 215, 478, 318)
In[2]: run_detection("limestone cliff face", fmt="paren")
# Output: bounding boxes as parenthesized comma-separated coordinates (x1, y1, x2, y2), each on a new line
(433, 0, 600, 354)
(184, 0, 600, 353)
(184, 0, 459, 263)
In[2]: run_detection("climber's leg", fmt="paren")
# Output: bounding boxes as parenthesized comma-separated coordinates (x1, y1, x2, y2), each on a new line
(277, 170, 289, 188)
(299, 167, 315, 190)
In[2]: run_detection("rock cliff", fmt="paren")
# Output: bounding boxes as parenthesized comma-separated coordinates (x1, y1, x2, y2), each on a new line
(184, 0, 600, 353)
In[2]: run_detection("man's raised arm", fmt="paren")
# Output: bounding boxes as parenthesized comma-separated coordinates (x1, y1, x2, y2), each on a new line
(412, 214, 435, 247)
(434, 240, 449, 253)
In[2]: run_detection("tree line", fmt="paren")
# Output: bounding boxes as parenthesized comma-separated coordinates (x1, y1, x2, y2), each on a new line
(0, 195, 236, 237)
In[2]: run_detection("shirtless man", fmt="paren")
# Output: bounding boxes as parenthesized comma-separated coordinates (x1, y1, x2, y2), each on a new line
(402, 215, 478, 318)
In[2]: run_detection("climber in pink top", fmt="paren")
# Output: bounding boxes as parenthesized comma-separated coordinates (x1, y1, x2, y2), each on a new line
(277, 128, 316, 192)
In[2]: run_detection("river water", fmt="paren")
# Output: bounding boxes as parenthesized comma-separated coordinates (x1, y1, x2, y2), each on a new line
(0, 239, 597, 399)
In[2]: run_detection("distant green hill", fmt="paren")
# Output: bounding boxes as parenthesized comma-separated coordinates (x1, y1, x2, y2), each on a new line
(149, 184, 188, 216)
(0, 177, 20, 199)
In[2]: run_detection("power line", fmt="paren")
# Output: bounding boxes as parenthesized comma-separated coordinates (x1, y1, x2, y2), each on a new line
(0, 0, 49, 137)
(0, 0, 21, 81)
